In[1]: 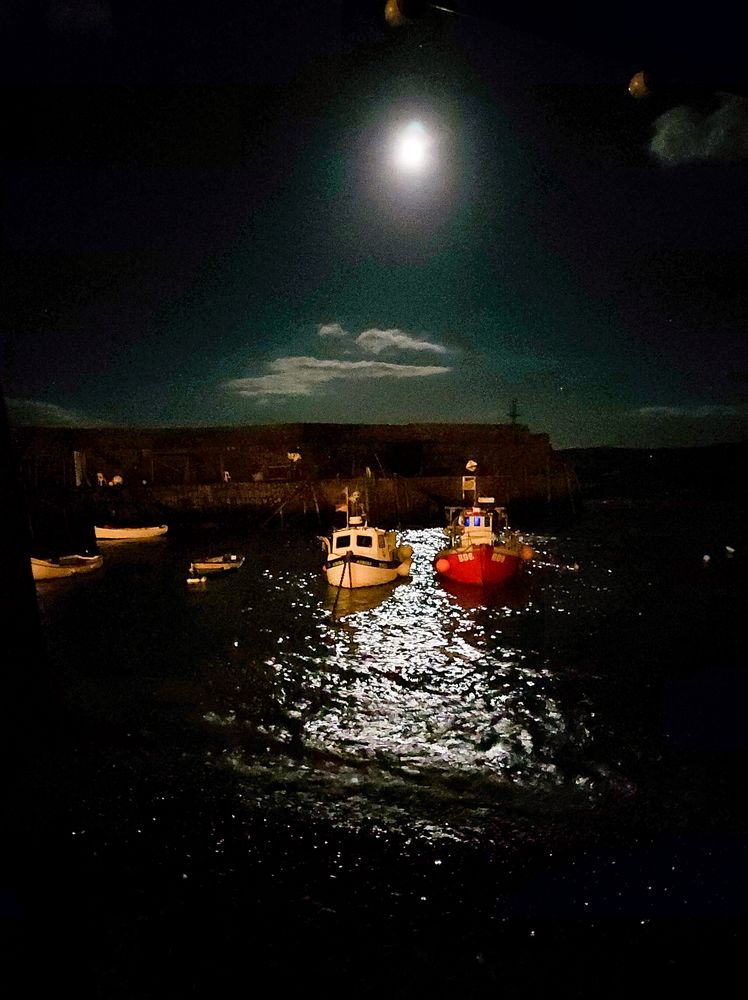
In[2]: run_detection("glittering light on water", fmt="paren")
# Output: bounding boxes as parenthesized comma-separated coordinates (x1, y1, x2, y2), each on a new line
(209, 528, 605, 841)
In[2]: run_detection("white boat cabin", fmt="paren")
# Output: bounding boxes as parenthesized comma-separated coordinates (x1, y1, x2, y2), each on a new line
(329, 516, 399, 561)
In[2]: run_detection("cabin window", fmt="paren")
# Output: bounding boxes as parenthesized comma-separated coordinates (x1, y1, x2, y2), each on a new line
(335, 534, 351, 549)
(356, 535, 373, 548)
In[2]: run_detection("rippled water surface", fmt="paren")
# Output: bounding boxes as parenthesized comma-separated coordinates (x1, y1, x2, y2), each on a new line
(19, 500, 748, 994)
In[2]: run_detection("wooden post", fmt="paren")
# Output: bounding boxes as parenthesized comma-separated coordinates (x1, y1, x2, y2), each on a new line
(310, 483, 321, 525)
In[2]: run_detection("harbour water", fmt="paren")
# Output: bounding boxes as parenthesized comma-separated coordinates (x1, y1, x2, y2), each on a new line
(8, 497, 747, 994)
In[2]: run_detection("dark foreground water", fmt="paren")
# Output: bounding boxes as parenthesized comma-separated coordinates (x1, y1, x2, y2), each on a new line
(6, 498, 748, 995)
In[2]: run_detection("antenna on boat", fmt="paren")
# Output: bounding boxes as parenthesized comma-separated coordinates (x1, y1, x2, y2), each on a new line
(463, 460, 477, 505)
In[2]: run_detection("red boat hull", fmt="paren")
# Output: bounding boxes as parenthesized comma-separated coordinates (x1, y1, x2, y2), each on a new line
(434, 544, 521, 587)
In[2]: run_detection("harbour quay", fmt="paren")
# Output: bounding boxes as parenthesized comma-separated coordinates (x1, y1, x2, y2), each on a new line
(12, 422, 580, 528)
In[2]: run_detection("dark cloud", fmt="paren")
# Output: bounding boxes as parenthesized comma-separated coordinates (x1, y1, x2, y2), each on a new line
(650, 94, 748, 165)
(7, 398, 104, 427)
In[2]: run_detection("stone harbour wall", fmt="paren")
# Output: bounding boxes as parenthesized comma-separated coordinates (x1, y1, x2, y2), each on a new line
(13, 422, 580, 529)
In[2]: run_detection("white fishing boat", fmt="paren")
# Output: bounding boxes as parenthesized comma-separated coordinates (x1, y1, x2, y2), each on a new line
(31, 553, 104, 581)
(188, 553, 245, 575)
(95, 524, 168, 540)
(320, 490, 412, 589)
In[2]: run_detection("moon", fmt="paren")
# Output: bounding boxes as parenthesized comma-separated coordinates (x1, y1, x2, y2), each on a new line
(394, 121, 431, 172)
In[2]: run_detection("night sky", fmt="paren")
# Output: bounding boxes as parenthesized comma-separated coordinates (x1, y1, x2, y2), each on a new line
(3, 1, 748, 448)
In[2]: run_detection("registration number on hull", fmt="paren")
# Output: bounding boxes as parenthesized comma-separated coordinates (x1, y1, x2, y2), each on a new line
(456, 552, 506, 563)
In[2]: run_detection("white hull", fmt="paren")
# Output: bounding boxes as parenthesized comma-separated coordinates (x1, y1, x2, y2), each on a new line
(31, 554, 104, 580)
(325, 555, 412, 589)
(95, 524, 168, 540)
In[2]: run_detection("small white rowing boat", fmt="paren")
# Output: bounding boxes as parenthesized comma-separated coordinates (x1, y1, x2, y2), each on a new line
(31, 553, 104, 580)
(95, 524, 168, 540)
(188, 553, 245, 575)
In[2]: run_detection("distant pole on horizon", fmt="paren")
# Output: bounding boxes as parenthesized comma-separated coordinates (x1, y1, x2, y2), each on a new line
(508, 399, 520, 425)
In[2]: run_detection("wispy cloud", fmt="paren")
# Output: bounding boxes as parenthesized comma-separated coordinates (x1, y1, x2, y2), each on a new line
(635, 404, 741, 419)
(355, 327, 448, 355)
(650, 94, 748, 165)
(226, 355, 452, 400)
(6, 398, 100, 427)
(317, 322, 347, 338)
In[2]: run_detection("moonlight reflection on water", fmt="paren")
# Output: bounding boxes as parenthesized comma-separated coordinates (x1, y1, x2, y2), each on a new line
(28, 502, 746, 993)
(190, 528, 617, 840)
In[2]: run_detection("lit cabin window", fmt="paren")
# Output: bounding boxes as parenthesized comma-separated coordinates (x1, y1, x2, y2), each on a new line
(336, 534, 351, 549)
(356, 535, 373, 548)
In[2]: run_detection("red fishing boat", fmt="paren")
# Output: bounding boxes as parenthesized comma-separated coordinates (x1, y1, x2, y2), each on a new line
(433, 465, 534, 587)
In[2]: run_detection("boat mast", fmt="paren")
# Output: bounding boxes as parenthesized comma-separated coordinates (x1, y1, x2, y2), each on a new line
(463, 459, 478, 507)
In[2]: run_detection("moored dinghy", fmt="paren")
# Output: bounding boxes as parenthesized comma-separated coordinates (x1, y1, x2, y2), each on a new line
(188, 553, 245, 576)
(95, 524, 168, 541)
(31, 553, 104, 580)
(433, 462, 534, 588)
(320, 490, 412, 589)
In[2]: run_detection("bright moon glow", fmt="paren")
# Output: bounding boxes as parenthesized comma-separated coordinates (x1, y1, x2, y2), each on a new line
(394, 121, 430, 172)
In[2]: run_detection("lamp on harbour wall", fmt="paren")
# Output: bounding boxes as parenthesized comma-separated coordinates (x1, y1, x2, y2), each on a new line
(462, 460, 477, 503)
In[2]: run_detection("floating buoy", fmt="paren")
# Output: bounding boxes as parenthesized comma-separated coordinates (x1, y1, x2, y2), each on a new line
(521, 545, 535, 562)
(702, 554, 711, 564)
(435, 558, 450, 574)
